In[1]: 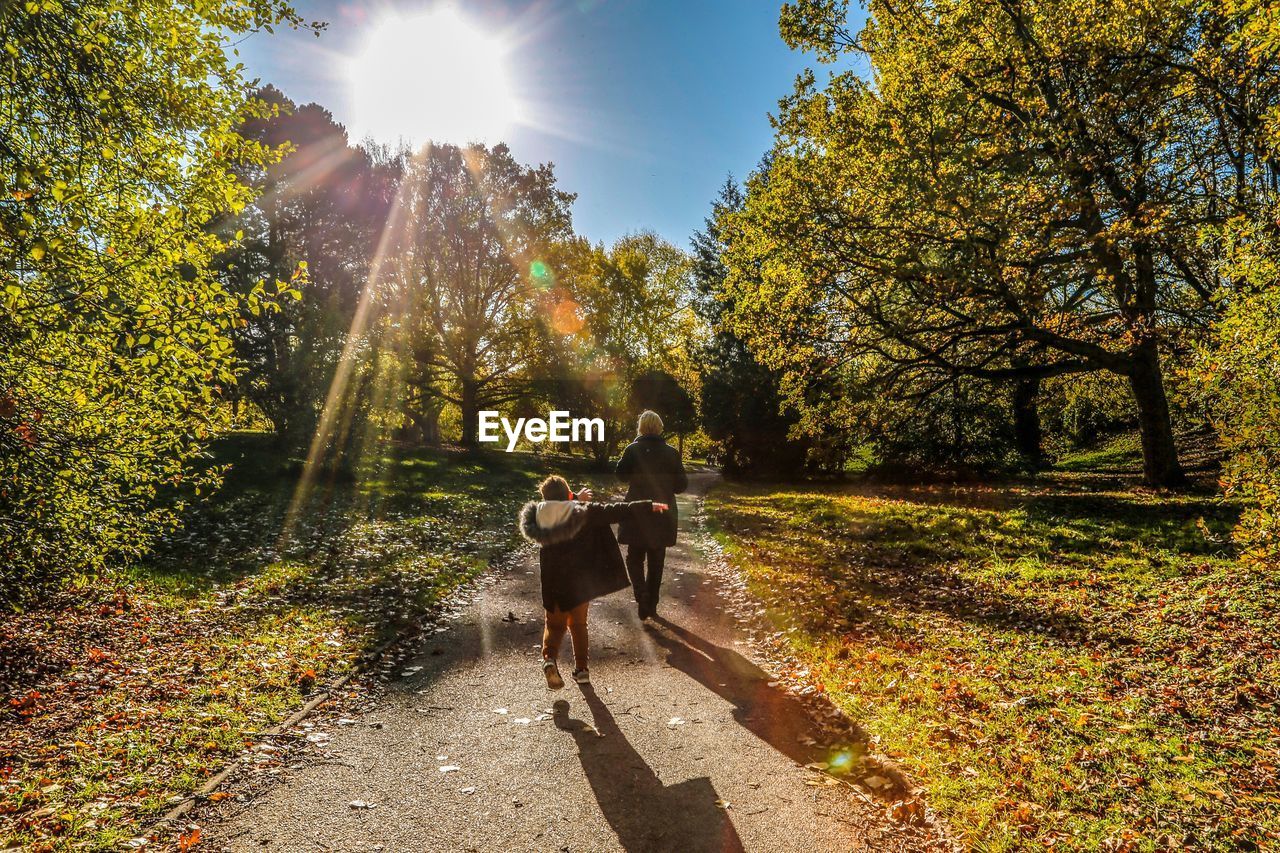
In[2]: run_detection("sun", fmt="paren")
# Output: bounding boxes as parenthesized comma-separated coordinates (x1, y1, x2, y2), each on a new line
(348, 8, 520, 147)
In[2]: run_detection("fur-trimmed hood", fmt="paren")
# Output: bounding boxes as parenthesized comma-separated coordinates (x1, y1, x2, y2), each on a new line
(519, 500, 590, 546)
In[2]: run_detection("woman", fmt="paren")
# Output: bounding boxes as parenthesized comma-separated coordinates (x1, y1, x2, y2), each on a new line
(615, 410, 688, 620)
(518, 475, 668, 688)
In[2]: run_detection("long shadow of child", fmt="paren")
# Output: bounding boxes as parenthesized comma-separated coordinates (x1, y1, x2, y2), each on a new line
(646, 617, 868, 772)
(554, 685, 745, 853)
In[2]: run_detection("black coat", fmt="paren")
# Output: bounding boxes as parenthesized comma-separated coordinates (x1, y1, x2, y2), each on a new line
(615, 435, 688, 549)
(518, 499, 654, 611)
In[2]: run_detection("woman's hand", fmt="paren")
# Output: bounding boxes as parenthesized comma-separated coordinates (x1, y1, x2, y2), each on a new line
(576, 488, 593, 502)
(652, 502, 669, 512)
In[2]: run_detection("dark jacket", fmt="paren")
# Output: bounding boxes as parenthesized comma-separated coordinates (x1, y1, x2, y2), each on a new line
(615, 435, 688, 549)
(518, 498, 654, 611)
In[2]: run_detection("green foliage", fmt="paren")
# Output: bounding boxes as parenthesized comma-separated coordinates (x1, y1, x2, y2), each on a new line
(1041, 371, 1137, 453)
(553, 232, 702, 463)
(629, 369, 696, 436)
(570, 232, 699, 374)
(858, 376, 1020, 477)
(699, 349, 808, 476)
(0, 0, 312, 602)
(1198, 277, 1280, 561)
(1192, 3, 1280, 562)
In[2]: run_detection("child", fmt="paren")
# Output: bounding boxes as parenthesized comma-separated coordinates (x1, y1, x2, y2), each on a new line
(518, 475, 668, 689)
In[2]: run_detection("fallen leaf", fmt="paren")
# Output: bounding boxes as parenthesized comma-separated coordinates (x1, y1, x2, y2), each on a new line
(439, 765, 461, 773)
(888, 798, 925, 824)
(178, 827, 202, 851)
(348, 800, 375, 809)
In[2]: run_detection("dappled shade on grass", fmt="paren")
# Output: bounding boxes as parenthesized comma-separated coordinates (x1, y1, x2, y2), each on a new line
(706, 475, 1278, 850)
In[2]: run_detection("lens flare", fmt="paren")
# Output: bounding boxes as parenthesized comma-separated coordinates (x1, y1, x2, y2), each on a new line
(550, 295, 584, 335)
(529, 259, 553, 288)
(827, 749, 856, 774)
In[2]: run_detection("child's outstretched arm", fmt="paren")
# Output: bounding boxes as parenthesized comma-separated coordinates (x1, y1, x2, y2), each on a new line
(584, 499, 664, 527)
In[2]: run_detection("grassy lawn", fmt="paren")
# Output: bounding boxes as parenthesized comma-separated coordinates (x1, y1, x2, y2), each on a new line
(705, 451, 1280, 850)
(0, 435, 607, 851)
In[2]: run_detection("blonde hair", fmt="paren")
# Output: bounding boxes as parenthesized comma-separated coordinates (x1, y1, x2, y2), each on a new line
(539, 475, 571, 501)
(637, 410, 663, 437)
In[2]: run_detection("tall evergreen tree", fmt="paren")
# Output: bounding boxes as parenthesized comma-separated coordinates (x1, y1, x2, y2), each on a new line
(694, 178, 808, 476)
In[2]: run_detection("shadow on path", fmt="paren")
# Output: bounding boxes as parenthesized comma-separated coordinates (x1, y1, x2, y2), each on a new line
(648, 617, 867, 772)
(554, 685, 745, 853)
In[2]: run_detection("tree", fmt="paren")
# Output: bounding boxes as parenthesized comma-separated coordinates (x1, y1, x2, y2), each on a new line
(564, 232, 702, 464)
(692, 178, 809, 476)
(723, 0, 1280, 486)
(0, 0, 312, 600)
(221, 86, 398, 451)
(393, 143, 575, 445)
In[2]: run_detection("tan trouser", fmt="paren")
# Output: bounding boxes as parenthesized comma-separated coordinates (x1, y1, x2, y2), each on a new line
(543, 601, 589, 670)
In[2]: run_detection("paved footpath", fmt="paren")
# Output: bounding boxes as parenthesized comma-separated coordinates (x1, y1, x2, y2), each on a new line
(201, 474, 934, 852)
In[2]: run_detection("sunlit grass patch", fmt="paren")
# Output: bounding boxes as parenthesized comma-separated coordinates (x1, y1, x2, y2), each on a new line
(706, 476, 1278, 850)
(1056, 433, 1144, 473)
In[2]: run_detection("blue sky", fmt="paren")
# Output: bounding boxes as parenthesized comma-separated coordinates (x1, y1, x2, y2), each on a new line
(236, 0, 837, 249)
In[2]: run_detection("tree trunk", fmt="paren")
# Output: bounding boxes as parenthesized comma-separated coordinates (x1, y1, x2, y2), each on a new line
(1126, 343, 1187, 487)
(950, 387, 964, 465)
(459, 379, 478, 446)
(405, 401, 441, 446)
(422, 405, 441, 446)
(1012, 376, 1044, 469)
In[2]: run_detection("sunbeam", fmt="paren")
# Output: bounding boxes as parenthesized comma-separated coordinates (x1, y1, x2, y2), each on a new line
(278, 162, 412, 545)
